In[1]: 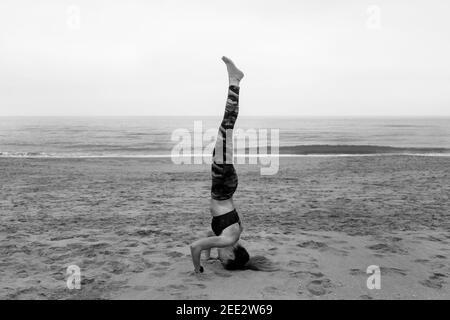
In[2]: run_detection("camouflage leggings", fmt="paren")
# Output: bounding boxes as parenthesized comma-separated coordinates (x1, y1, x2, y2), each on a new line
(210, 85, 240, 200)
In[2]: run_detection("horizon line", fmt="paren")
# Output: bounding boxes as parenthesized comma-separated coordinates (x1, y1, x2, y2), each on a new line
(1, 153, 450, 159)
(1, 115, 450, 118)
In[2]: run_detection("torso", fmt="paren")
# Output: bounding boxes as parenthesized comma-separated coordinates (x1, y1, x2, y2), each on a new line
(210, 198, 235, 217)
(210, 197, 244, 236)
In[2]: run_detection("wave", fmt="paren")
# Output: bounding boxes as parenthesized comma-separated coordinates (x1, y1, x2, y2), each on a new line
(0, 152, 54, 157)
(275, 144, 450, 155)
(0, 152, 174, 158)
(1, 145, 450, 158)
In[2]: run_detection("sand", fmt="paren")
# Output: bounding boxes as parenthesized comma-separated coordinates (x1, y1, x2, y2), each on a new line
(0, 156, 449, 299)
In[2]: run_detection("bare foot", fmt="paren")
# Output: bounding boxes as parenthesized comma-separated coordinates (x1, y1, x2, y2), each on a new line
(222, 56, 244, 86)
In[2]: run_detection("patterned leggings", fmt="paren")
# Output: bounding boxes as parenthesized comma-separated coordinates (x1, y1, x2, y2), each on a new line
(211, 85, 240, 200)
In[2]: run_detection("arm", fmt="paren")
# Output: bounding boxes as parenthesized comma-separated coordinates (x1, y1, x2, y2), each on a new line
(203, 230, 215, 260)
(190, 234, 237, 273)
(236, 211, 244, 232)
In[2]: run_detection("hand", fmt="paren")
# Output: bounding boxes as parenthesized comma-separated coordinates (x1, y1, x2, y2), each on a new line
(206, 257, 217, 264)
(194, 266, 204, 273)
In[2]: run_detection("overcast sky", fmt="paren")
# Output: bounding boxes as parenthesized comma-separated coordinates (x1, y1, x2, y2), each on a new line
(1, 0, 449, 116)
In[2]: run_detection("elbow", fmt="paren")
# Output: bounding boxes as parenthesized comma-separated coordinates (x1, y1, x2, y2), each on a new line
(190, 243, 199, 252)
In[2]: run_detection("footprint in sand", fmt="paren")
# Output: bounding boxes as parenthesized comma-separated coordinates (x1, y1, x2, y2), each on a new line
(16, 269, 29, 279)
(51, 271, 65, 280)
(190, 283, 207, 289)
(116, 248, 131, 255)
(380, 267, 408, 276)
(263, 286, 285, 297)
(366, 243, 407, 255)
(266, 236, 282, 245)
(288, 260, 319, 270)
(67, 243, 84, 250)
(105, 261, 128, 274)
(191, 294, 209, 299)
(350, 267, 407, 277)
(135, 229, 156, 237)
(330, 240, 348, 244)
(306, 279, 334, 296)
(156, 283, 188, 293)
(413, 259, 430, 264)
(154, 266, 168, 271)
(167, 284, 188, 290)
(130, 264, 146, 273)
(413, 256, 449, 276)
(297, 241, 348, 256)
(165, 251, 183, 258)
(349, 268, 366, 276)
(297, 241, 327, 250)
(167, 284, 191, 298)
(419, 273, 447, 289)
(133, 285, 150, 291)
(325, 247, 349, 257)
(125, 242, 139, 248)
(80, 278, 95, 285)
(90, 243, 109, 249)
(213, 269, 233, 278)
(290, 270, 324, 279)
(431, 254, 447, 260)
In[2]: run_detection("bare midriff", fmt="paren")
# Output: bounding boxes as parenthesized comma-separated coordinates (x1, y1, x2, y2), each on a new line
(210, 198, 235, 217)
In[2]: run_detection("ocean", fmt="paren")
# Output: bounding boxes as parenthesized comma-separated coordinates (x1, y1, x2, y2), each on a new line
(1, 116, 449, 157)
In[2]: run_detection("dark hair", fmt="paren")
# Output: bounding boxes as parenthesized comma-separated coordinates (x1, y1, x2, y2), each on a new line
(223, 245, 249, 270)
(224, 245, 278, 272)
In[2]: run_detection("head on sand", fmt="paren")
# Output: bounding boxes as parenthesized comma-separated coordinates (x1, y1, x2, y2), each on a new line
(218, 243, 250, 270)
(218, 244, 277, 271)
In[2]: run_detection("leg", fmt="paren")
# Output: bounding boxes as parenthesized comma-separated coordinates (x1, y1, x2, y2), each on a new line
(213, 84, 240, 164)
(211, 57, 244, 200)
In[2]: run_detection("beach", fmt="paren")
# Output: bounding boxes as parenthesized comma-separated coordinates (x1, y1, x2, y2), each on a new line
(0, 156, 449, 299)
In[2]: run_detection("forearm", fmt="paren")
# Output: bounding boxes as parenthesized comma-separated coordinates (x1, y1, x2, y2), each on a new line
(190, 245, 203, 272)
(204, 230, 215, 259)
(204, 248, 211, 259)
(189, 235, 235, 272)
